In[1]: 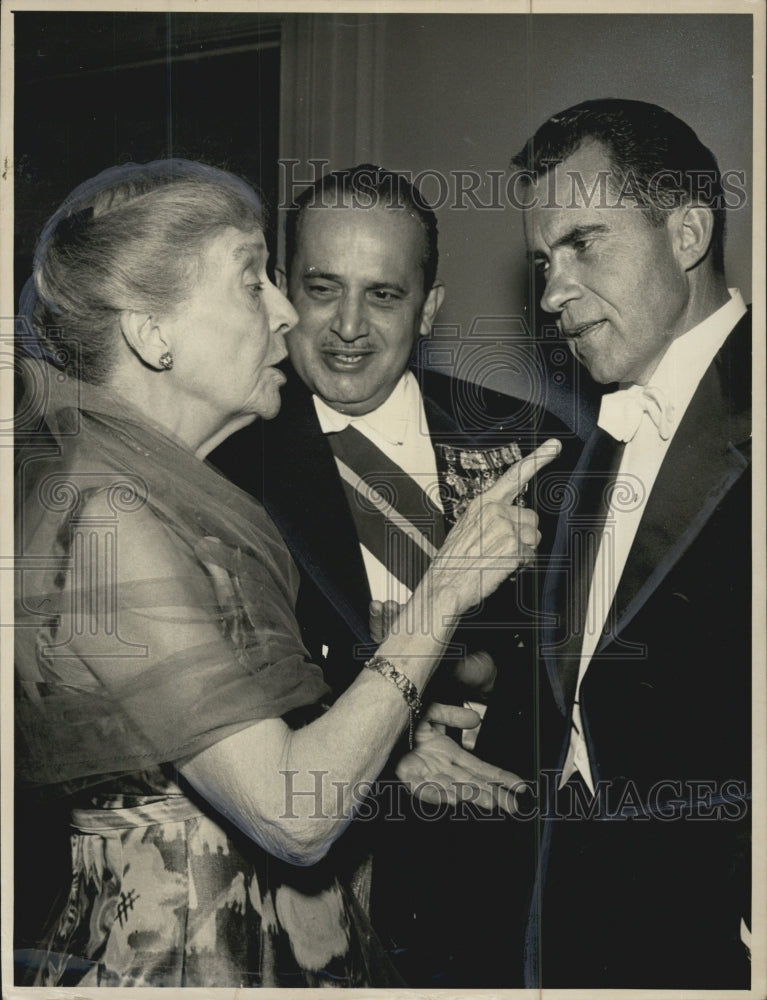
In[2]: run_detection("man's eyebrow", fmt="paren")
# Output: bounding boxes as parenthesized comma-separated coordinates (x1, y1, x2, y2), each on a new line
(549, 223, 610, 251)
(367, 280, 408, 296)
(303, 269, 408, 295)
(303, 268, 341, 281)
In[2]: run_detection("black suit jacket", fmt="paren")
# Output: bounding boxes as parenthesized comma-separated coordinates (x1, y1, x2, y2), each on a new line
(525, 309, 752, 989)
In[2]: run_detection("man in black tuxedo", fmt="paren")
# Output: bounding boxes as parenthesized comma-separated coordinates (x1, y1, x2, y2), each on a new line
(213, 164, 573, 985)
(491, 98, 752, 989)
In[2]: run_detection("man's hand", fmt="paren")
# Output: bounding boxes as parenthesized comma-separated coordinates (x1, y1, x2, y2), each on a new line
(453, 650, 497, 697)
(394, 702, 528, 814)
(371, 602, 498, 699)
(369, 599, 403, 644)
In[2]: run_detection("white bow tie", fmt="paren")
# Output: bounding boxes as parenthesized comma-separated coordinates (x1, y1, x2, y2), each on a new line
(598, 384, 675, 443)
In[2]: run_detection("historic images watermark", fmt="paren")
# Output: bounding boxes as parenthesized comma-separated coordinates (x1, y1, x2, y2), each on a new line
(279, 769, 749, 824)
(279, 160, 749, 213)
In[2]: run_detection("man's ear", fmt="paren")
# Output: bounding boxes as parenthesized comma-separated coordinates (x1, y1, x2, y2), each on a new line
(671, 203, 715, 271)
(119, 311, 169, 369)
(275, 266, 288, 296)
(419, 281, 445, 336)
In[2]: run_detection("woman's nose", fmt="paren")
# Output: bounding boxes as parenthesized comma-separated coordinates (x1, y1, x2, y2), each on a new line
(267, 282, 299, 334)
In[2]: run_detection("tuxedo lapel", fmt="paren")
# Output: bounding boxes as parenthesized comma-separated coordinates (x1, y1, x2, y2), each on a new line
(605, 361, 749, 648)
(540, 428, 609, 713)
(605, 312, 751, 649)
(261, 368, 372, 644)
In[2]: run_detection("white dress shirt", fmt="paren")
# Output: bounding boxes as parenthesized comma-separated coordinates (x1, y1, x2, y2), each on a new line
(314, 371, 442, 606)
(560, 289, 747, 792)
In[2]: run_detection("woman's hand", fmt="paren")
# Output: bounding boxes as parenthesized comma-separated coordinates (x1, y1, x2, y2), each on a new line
(394, 702, 528, 814)
(185, 441, 560, 865)
(424, 438, 561, 618)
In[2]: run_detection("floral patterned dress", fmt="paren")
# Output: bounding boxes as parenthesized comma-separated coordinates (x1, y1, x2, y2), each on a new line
(34, 769, 389, 987)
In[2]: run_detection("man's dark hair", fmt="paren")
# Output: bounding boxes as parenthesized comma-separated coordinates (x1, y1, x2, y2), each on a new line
(510, 98, 726, 273)
(285, 163, 439, 291)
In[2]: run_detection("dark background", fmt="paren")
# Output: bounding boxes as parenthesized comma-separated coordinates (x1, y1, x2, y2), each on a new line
(14, 11, 282, 304)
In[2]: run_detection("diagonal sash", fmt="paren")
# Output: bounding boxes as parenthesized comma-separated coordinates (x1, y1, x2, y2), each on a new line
(328, 423, 446, 592)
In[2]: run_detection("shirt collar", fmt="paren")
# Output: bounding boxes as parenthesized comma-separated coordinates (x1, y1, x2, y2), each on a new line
(313, 371, 418, 445)
(645, 288, 745, 411)
(597, 289, 745, 443)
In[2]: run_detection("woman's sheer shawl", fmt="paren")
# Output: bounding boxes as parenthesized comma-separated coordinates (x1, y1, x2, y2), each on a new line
(15, 359, 329, 793)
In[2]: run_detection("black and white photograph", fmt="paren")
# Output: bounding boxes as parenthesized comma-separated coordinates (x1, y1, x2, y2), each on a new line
(1, 1, 764, 996)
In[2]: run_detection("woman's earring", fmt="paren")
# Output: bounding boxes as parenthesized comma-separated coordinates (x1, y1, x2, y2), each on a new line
(159, 352, 174, 371)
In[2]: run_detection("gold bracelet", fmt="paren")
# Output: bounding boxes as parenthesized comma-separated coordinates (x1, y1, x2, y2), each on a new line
(364, 656, 424, 749)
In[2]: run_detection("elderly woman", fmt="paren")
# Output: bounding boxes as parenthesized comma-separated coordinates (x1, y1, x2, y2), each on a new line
(14, 160, 558, 988)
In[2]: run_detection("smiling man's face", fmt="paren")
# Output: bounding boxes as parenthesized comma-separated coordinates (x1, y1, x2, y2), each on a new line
(286, 200, 441, 414)
(525, 141, 689, 385)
